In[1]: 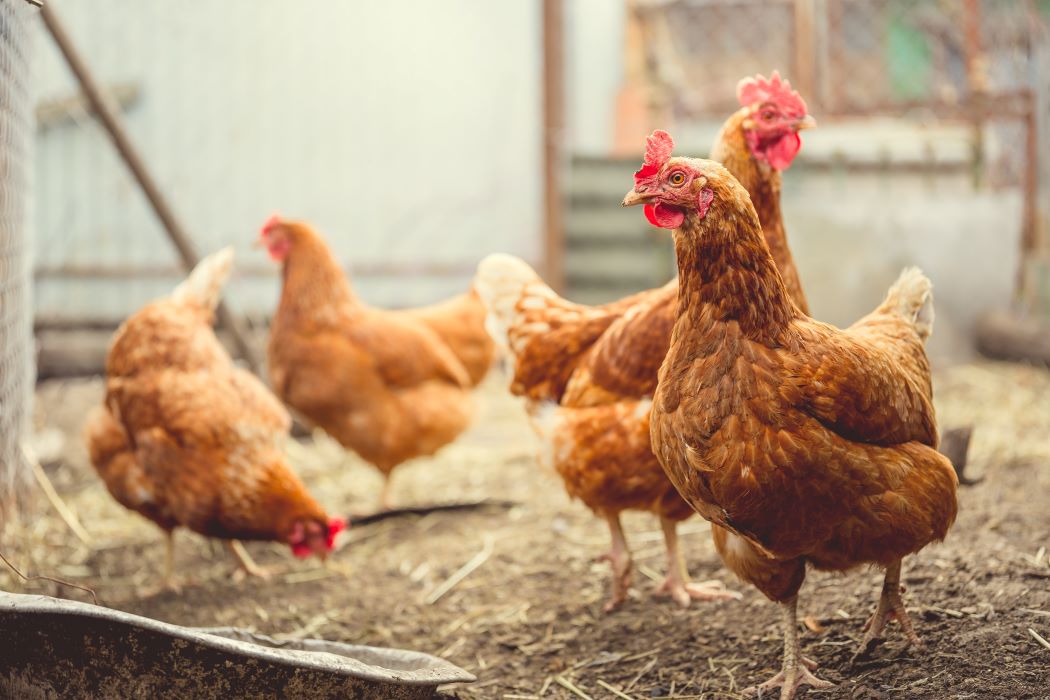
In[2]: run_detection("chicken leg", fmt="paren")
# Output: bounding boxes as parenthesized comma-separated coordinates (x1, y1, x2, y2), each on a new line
(598, 511, 633, 612)
(654, 517, 740, 607)
(378, 474, 394, 511)
(227, 540, 270, 580)
(162, 530, 179, 590)
(745, 596, 833, 700)
(139, 530, 181, 596)
(854, 559, 923, 659)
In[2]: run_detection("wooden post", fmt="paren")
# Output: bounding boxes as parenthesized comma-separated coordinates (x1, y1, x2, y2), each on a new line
(793, 0, 817, 104)
(1020, 91, 1040, 306)
(40, 4, 262, 373)
(962, 0, 987, 192)
(542, 0, 565, 292)
(1025, 2, 1050, 312)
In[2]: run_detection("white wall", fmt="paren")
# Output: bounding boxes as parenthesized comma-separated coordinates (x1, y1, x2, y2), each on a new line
(34, 0, 542, 319)
(565, 0, 623, 155)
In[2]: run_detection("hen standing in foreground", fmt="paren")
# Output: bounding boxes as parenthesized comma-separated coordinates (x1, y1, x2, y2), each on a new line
(262, 218, 492, 510)
(624, 142, 958, 699)
(84, 249, 343, 587)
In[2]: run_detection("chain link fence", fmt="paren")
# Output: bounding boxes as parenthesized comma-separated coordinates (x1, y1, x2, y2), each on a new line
(631, 0, 1049, 307)
(0, 0, 35, 528)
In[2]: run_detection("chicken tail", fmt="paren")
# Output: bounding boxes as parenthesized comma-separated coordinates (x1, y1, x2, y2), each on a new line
(473, 253, 557, 350)
(525, 400, 564, 438)
(171, 247, 235, 311)
(879, 267, 934, 342)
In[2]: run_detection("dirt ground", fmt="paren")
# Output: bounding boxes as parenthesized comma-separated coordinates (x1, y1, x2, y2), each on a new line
(4, 360, 1050, 699)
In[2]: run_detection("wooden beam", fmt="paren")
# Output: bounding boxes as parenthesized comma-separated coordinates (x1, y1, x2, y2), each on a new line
(793, 0, 817, 102)
(542, 0, 565, 292)
(40, 4, 262, 374)
(33, 261, 485, 280)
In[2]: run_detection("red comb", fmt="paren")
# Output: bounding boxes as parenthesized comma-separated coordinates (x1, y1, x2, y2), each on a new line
(737, 71, 808, 118)
(260, 213, 282, 236)
(634, 130, 675, 185)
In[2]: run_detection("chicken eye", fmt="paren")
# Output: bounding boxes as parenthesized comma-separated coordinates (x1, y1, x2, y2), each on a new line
(668, 172, 686, 187)
(762, 110, 775, 121)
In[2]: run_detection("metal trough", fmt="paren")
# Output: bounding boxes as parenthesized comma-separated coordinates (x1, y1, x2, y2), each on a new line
(0, 591, 474, 699)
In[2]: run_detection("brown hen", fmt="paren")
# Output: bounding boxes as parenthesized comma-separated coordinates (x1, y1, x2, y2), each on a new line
(262, 218, 485, 509)
(83, 248, 343, 587)
(624, 139, 957, 699)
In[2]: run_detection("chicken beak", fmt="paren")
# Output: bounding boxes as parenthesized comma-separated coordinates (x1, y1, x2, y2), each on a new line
(795, 114, 817, 131)
(622, 190, 654, 207)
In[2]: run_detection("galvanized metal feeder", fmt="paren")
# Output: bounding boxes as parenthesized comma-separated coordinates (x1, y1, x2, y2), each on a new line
(0, 592, 474, 699)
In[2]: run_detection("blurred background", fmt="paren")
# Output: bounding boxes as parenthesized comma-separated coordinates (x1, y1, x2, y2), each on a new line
(3, 0, 1050, 513)
(21, 1, 1050, 366)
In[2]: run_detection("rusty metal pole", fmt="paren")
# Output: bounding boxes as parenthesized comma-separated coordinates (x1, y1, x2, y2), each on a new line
(40, 3, 262, 373)
(542, 0, 565, 293)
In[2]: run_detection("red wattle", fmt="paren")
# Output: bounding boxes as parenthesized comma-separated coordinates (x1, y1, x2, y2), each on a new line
(326, 517, 346, 549)
(267, 238, 291, 262)
(765, 132, 802, 171)
(644, 203, 685, 229)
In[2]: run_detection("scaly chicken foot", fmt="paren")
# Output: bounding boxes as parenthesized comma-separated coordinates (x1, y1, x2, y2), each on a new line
(853, 559, 923, 660)
(744, 596, 833, 700)
(598, 512, 633, 612)
(654, 517, 741, 607)
(227, 540, 271, 580)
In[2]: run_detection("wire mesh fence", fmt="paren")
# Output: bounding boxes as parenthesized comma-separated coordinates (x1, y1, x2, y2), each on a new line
(637, 0, 1045, 186)
(629, 0, 1049, 307)
(0, 0, 36, 526)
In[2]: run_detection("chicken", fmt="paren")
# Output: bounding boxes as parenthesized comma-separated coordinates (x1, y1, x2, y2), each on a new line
(624, 133, 958, 699)
(405, 289, 496, 387)
(261, 217, 480, 509)
(489, 73, 813, 400)
(83, 248, 343, 587)
(711, 71, 814, 315)
(478, 257, 736, 609)
(474, 73, 815, 610)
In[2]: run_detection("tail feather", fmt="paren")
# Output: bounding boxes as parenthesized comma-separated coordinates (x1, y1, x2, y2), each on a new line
(878, 267, 934, 342)
(474, 253, 558, 350)
(171, 247, 235, 311)
(525, 400, 564, 438)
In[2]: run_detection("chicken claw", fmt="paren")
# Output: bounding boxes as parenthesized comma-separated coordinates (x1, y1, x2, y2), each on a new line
(655, 577, 742, 608)
(853, 560, 924, 660)
(656, 517, 742, 608)
(745, 662, 833, 700)
(744, 596, 833, 700)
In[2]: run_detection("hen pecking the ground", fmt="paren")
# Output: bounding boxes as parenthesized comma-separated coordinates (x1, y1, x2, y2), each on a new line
(84, 248, 343, 588)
